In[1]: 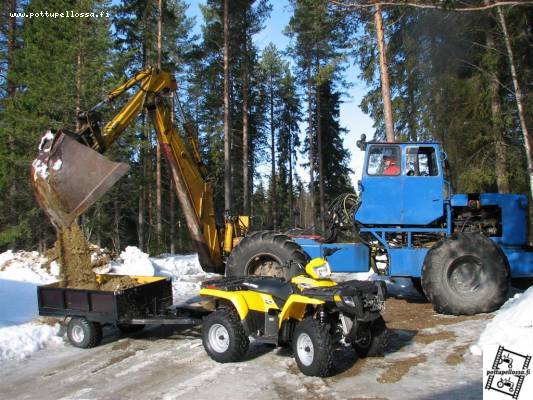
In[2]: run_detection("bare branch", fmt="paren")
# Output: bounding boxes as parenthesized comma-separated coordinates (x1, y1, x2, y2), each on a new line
(329, 0, 533, 12)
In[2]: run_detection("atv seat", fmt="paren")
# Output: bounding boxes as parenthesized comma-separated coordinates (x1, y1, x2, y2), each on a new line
(243, 277, 293, 300)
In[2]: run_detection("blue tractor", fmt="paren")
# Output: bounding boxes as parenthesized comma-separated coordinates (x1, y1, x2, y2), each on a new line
(226, 138, 533, 315)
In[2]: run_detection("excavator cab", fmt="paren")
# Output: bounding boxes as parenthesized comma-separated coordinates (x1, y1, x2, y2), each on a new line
(31, 129, 129, 228)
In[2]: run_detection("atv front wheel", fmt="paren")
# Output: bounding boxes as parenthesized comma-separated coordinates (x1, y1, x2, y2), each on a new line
(226, 231, 309, 280)
(202, 308, 249, 363)
(353, 316, 387, 357)
(292, 318, 333, 377)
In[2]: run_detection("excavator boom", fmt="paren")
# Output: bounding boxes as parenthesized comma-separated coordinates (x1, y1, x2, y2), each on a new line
(31, 67, 239, 272)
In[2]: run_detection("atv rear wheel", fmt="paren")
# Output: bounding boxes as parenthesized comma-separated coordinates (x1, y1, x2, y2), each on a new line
(421, 233, 509, 315)
(202, 308, 249, 363)
(292, 318, 333, 377)
(67, 317, 102, 348)
(353, 316, 387, 357)
(225, 231, 309, 280)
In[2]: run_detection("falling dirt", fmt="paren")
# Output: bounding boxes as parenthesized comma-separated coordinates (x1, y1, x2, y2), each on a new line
(446, 344, 471, 366)
(52, 223, 137, 291)
(55, 224, 98, 289)
(376, 355, 427, 384)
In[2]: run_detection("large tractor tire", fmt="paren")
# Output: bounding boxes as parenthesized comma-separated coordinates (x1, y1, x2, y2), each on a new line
(225, 231, 309, 280)
(421, 233, 510, 315)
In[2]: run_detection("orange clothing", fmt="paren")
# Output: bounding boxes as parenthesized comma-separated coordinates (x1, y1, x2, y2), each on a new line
(383, 163, 400, 175)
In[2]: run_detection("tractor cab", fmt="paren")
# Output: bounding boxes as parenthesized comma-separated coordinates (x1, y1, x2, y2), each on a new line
(355, 141, 445, 226)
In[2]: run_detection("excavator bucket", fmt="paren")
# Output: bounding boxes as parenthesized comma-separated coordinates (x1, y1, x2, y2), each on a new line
(31, 130, 129, 228)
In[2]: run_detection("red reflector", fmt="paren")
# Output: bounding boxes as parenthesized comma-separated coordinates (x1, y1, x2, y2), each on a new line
(206, 285, 217, 289)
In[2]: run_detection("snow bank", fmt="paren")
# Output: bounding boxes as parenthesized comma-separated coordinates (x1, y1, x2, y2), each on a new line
(0, 250, 63, 362)
(105, 247, 218, 302)
(471, 287, 533, 355)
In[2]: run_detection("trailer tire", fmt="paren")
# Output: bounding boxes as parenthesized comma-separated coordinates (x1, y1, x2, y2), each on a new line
(422, 233, 509, 315)
(293, 317, 334, 377)
(202, 308, 249, 363)
(353, 316, 388, 358)
(67, 317, 103, 348)
(225, 231, 309, 280)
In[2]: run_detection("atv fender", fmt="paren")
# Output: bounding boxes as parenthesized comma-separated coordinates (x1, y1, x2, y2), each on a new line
(200, 288, 249, 320)
(279, 295, 325, 327)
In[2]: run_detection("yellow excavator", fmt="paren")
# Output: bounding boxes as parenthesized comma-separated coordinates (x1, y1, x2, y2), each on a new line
(31, 66, 249, 273)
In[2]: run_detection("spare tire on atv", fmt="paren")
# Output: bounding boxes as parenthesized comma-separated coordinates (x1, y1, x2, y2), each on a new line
(421, 233, 510, 315)
(225, 231, 309, 280)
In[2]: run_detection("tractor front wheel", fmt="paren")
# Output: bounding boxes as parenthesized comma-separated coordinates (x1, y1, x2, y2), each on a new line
(421, 233, 509, 315)
(225, 231, 309, 280)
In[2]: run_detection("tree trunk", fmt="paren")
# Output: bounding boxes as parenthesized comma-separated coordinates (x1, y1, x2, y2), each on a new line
(288, 127, 294, 227)
(315, 52, 325, 233)
(497, 6, 533, 199)
(242, 14, 250, 216)
(270, 73, 277, 229)
(155, 0, 163, 248)
(138, 114, 147, 251)
(223, 0, 232, 214)
(307, 63, 316, 230)
(170, 178, 175, 254)
(6, 0, 16, 97)
(485, 10, 509, 193)
(374, 4, 395, 142)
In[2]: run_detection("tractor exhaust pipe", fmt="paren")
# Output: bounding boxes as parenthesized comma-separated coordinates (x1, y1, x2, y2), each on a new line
(31, 130, 129, 228)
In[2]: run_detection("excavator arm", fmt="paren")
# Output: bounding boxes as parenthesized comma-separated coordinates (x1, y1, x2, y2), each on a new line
(31, 67, 247, 272)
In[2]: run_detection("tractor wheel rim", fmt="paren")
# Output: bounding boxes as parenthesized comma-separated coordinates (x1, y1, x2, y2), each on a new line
(71, 325, 85, 343)
(296, 333, 314, 366)
(209, 323, 230, 353)
(447, 255, 485, 296)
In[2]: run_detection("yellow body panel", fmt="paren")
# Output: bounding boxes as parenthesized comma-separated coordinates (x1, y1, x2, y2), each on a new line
(200, 288, 280, 320)
(278, 295, 324, 327)
(291, 275, 337, 291)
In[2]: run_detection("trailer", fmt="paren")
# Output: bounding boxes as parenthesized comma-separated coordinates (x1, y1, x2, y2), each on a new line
(37, 275, 207, 348)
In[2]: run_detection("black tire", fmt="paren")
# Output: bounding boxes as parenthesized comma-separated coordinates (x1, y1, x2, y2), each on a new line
(411, 277, 427, 299)
(225, 231, 309, 280)
(67, 317, 103, 348)
(117, 324, 145, 334)
(353, 316, 388, 358)
(202, 308, 249, 363)
(292, 317, 334, 377)
(421, 233, 510, 315)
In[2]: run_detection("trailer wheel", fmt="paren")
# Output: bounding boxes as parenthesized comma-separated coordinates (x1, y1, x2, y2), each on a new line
(67, 317, 103, 348)
(422, 233, 510, 315)
(202, 308, 249, 363)
(225, 231, 309, 280)
(353, 316, 388, 358)
(117, 324, 145, 334)
(293, 317, 334, 377)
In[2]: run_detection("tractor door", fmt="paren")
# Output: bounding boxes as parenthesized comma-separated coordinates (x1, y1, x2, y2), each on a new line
(403, 145, 444, 225)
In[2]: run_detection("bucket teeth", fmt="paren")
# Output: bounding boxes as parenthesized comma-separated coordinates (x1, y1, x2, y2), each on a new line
(31, 130, 129, 228)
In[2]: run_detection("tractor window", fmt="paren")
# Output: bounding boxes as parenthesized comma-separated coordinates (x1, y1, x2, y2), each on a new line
(366, 145, 401, 176)
(405, 147, 439, 176)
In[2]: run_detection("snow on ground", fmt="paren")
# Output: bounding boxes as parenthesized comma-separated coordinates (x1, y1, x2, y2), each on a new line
(0, 250, 63, 362)
(471, 286, 533, 355)
(0, 247, 216, 363)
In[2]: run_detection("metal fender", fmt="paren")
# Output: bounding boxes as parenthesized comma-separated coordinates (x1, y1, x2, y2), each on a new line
(279, 295, 325, 327)
(200, 288, 249, 320)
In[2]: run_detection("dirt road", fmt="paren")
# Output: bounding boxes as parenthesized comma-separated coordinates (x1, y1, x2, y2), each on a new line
(0, 298, 490, 400)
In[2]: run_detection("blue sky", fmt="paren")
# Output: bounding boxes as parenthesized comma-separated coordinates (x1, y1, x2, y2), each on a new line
(186, 0, 373, 186)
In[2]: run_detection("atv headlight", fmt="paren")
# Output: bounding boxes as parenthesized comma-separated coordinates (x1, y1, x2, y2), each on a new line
(314, 262, 332, 279)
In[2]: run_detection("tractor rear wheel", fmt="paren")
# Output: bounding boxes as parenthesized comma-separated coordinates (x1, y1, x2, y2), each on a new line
(421, 233, 509, 315)
(225, 231, 309, 280)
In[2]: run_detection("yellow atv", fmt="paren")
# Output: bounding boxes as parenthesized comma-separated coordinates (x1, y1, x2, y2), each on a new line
(200, 257, 387, 377)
